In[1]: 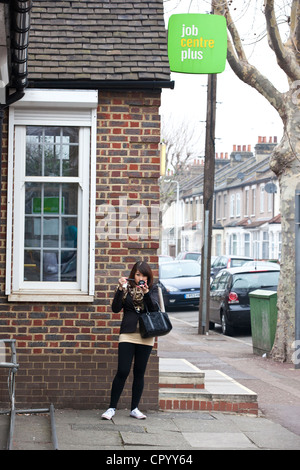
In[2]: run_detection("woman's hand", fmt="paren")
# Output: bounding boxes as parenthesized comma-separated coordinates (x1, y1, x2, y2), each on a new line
(138, 281, 149, 294)
(118, 277, 128, 290)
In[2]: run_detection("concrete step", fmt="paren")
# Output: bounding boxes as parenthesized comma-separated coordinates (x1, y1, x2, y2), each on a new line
(159, 358, 258, 415)
(159, 358, 205, 389)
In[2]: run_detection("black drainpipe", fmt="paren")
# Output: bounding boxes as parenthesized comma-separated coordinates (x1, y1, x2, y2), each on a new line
(0, 0, 31, 225)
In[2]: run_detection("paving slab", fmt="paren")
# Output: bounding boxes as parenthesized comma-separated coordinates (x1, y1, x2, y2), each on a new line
(182, 431, 257, 449)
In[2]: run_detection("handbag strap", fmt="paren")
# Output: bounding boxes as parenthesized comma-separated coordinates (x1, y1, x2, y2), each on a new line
(144, 300, 161, 314)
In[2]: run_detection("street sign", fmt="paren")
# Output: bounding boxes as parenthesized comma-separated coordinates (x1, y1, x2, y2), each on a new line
(168, 14, 227, 74)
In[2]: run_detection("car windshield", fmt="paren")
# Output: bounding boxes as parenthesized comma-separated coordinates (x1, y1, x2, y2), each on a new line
(160, 262, 201, 279)
(231, 259, 251, 267)
(232, 271, 280, 289)
(185, 253, 201, 260)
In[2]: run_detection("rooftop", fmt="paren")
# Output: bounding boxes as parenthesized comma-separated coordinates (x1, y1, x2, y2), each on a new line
(27, 0, 171, 85)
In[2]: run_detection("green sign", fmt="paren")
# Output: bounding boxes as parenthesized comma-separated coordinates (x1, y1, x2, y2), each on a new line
(168, 14, 227, 74)
(33, 197, 64, 214)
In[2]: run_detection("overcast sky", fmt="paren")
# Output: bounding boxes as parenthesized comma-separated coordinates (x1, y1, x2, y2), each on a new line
(160, 0, 288, 159)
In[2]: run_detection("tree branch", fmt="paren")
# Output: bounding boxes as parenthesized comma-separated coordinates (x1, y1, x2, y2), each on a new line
(265, 0, 300, 81)
(290, 0, 300, 56)
(213, 0, 285, 118)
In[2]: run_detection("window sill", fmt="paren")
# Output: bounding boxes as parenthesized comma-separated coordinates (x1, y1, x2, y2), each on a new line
(8, 292, 94, 302)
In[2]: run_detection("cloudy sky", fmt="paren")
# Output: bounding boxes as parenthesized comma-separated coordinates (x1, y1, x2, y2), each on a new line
(160, 0, 288, 158)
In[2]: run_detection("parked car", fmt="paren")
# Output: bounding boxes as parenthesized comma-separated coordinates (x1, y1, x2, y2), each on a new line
(176, 251, 201, 262)
(243, 260, 280, 269)
(158, 255, 174, 263)
(209, 265, 280, 336)
(210, 255, 253, 278)
(158, 260, 201, 310)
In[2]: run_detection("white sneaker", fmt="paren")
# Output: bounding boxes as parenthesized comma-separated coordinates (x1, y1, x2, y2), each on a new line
(130, 408, 146, 419)
(101, 408, 115, 420)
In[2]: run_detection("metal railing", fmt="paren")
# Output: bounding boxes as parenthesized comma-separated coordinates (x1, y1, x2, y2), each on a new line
(0, 339, 59, 450)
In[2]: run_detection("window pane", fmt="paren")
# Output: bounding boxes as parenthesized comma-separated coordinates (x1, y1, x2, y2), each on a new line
(24, 250, 40, 281)
(62, 128, 79, 176)
(43, 251, 59, 281)
(25, 126, 79, 177)
(43, 217, 59, 247)
(62, 183, 77, 215)
(25, 217, 41, 247)
(61, 251, 77, 281)
(26, 127, 43, 176)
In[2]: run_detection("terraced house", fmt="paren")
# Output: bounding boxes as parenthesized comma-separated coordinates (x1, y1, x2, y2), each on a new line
(0, 1, 172, 410)
(162, 137, 281, 261)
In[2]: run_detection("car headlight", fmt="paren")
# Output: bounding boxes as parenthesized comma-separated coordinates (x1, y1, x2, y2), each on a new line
(165, 285, 179, 292)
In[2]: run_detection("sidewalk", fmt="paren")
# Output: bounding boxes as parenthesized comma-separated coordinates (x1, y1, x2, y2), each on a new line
(1, 405, 300, 451)
(1, 315, 300, 450)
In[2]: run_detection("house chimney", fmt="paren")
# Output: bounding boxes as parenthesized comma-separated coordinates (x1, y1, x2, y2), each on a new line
(255, 136, 277, 162)
(230, 143, 253, 166)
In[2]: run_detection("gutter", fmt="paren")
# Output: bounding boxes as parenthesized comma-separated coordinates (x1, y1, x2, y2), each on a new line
(29, 79, 175, 91)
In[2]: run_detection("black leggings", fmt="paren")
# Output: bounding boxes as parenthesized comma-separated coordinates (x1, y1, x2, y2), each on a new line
(109, 342, 152, 410)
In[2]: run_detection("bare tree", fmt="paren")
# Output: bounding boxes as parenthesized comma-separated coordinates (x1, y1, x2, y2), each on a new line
(213, 0, 298, 362)
(160, 117, 203, 205)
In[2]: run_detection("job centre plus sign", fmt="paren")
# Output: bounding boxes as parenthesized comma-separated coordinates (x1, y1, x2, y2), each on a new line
(168, 14, 227, 74)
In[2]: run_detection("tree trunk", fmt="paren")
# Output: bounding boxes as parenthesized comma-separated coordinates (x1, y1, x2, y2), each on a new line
(269, 91, 300, 362)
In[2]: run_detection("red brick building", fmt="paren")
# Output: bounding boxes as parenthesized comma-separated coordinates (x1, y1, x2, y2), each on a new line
(0, 1, 172, 410)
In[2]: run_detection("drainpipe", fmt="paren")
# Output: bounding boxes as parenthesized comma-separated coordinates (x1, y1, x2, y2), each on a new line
(0, 0, 31, 225)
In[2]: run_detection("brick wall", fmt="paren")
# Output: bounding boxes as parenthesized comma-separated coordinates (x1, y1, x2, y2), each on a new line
(0, 89, 161, 410)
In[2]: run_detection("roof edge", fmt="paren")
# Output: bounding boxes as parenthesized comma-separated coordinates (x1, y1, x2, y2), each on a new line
(28, 79, 175, 91)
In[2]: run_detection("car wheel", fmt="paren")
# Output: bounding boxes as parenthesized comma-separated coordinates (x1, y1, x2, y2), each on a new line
(221, 312, 234, 336)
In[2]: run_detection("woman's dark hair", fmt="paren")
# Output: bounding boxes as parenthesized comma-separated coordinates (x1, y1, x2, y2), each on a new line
(128, 261, 154, 289)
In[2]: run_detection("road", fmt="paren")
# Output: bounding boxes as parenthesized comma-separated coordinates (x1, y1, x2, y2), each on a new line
(167, 308, 252, 346)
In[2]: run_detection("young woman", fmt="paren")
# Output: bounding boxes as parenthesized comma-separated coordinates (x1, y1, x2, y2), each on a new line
(101, 261, 159, 420)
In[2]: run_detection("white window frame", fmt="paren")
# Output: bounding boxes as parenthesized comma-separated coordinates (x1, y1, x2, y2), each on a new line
(236, 193, 241, 217)
(230, 194, 235, 218)
(6, 89, 97, 301)
(244, 186, 249, 217)
(260, 184, 265, 213)
(223, 192, 227, 220)
(251, 185, 256, 217)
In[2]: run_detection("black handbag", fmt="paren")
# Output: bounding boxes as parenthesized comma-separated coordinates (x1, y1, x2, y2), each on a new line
(139, 303, 172, 338)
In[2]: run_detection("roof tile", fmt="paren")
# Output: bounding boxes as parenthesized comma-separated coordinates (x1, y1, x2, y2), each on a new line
(28, 0, 171, 83)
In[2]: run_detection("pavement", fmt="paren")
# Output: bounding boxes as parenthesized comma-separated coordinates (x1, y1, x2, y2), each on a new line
(1, 314, 300, 452)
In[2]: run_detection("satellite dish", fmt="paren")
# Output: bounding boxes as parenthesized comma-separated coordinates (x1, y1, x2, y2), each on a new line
(234, 154, 242, 161)
(265, 182, 277, 193)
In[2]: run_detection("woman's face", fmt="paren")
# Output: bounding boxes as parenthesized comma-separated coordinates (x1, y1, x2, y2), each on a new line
(134, 270, 148, 286)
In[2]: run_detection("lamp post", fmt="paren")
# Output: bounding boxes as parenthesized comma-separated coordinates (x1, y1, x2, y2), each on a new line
(164, 179, 180, 257)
